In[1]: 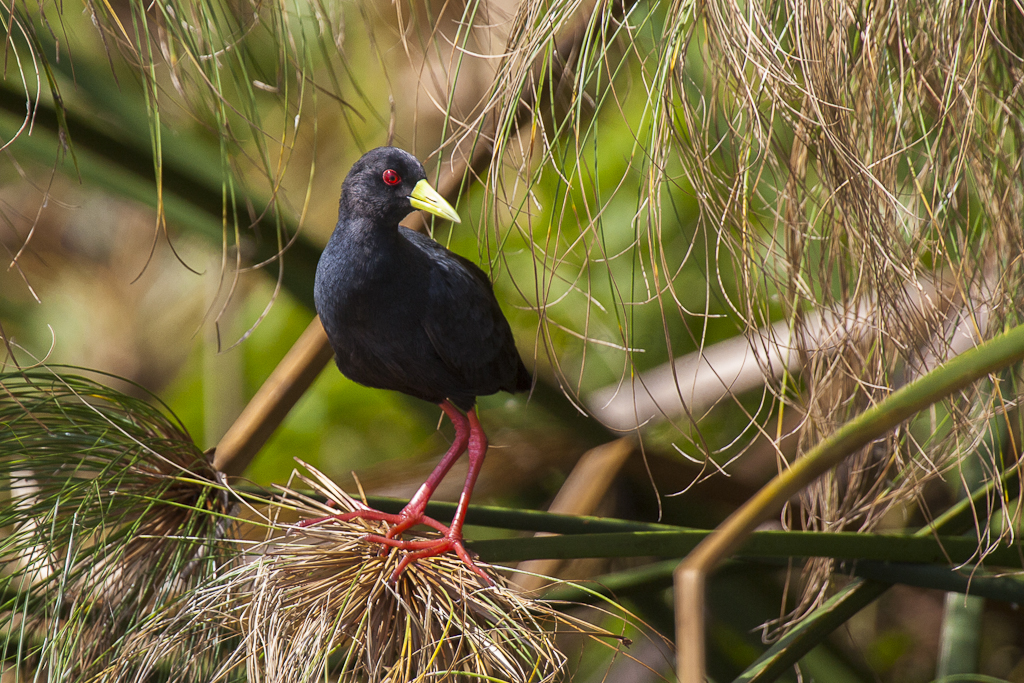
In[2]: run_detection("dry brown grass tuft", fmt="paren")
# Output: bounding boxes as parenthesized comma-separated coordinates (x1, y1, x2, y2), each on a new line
(226, 464, 575, 683)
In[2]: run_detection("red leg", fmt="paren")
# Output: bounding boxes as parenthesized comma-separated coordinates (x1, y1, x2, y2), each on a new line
(382, 401, 470, 538)
(373, 407, 490, 583)
(300, 403, 492, 584)
(299, 400, 468, 531)
(447, 406, 487, 541)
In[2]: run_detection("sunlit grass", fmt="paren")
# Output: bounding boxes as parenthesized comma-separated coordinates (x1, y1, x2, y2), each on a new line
(222, 464, 586, 683)
(0, 368, 238, 680)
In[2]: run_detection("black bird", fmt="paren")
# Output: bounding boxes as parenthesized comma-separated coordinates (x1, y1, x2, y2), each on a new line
(313, 147, 530, 581)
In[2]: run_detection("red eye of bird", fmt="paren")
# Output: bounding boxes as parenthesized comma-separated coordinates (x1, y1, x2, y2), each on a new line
(382, 169, 401, 186)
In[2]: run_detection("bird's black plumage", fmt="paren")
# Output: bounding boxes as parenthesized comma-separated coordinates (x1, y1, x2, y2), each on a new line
(314, 147, 530, 411)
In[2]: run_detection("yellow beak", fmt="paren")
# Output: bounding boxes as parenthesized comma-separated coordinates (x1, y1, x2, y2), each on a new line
(409, 179, 461, 224)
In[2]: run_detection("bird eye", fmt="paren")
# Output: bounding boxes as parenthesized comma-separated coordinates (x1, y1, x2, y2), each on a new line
(382, 169, 401, 186)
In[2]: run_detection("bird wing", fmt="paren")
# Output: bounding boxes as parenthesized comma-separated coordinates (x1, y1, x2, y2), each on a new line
(403, 229, 521, 393)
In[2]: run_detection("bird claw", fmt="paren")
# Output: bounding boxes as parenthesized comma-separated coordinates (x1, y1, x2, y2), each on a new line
(366, 532, 492, 585)
(297, 505, 442, 532)
(330, 507, 451, 536)
(299, 506, 492, 585)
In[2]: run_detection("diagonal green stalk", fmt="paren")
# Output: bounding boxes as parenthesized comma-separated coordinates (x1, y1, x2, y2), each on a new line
(676, 321, 1024, 683)
(542, 558, 1024, 608)
(732, 450, 1024, 683)
(363, 495, 677, 534)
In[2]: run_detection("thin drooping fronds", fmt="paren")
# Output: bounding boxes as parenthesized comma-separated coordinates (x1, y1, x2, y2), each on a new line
(7, 0, 1024, 662)
(452, 0, 1024, 618)
(2, 0, 365, 342)
(671, 0, 1024, 612)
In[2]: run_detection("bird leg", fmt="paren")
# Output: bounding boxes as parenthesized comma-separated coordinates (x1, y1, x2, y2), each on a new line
(365, 407, 490, 583)
(387, 400, 471, 537)
(345, 400, 470, 535)
(297, 401, 467, 533)
(301, 401, 491, 582)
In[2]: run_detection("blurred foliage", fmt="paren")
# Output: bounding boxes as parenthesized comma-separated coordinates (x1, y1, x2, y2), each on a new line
(3, 0, 1024, 681)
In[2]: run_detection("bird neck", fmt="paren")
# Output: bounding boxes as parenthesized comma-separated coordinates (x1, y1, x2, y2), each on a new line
(323, 215, 403, 279)
(335, 213, 399, 245)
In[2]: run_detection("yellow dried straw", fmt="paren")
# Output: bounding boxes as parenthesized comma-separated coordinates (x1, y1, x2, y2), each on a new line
(226, 463, 573, 683)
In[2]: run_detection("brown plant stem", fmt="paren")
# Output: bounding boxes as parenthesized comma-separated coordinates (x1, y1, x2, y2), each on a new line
(212, 317, 334, 476)
(515, 436, 634, 591)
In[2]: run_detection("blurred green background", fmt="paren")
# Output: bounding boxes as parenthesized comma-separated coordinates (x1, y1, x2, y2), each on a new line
(4, 0, 1024, 681)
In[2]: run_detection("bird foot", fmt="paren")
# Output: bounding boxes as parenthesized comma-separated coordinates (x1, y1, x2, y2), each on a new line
(298, 506, 491, 584)
(346, 507, 455, 535)
(364, 530, 492, 584)
(297, 505, 444, 533)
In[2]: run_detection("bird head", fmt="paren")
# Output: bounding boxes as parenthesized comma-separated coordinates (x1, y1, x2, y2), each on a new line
(340, 147, 461, 226)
